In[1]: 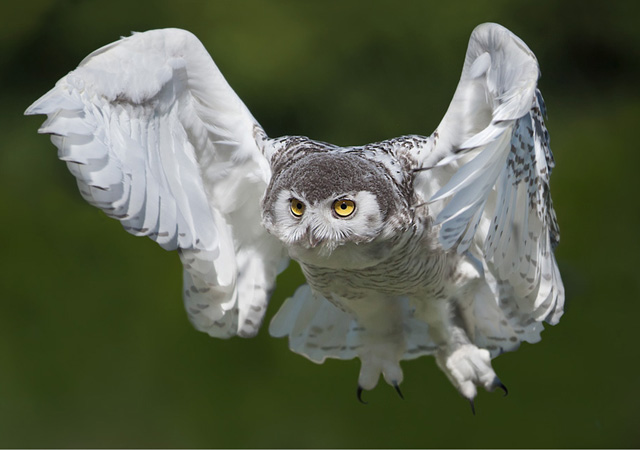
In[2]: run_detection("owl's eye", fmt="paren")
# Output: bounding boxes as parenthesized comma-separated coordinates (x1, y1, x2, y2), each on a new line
(290, 198, 306, 217)
(333, 199, 356, 217)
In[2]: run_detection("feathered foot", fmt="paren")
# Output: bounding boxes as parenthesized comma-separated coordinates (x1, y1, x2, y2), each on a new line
(436, 344, 507, 407)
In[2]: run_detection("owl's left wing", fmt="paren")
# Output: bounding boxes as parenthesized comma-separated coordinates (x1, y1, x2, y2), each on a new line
(409, 23, 563, 327)
(26, 28, 287, 338)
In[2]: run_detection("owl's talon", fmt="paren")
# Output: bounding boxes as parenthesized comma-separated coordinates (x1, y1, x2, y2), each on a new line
(497, 381, 508, 397)
(393, 382, 404, 400)
(357, 386, 368, 404)
(469, 399, 476, 415)
(436, 344, 499, 401)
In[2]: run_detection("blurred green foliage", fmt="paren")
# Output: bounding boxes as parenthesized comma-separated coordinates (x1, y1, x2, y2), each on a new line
(2, 0, 639, 447)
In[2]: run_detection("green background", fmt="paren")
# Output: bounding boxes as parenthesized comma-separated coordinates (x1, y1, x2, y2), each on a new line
(2, 0, 639, 447)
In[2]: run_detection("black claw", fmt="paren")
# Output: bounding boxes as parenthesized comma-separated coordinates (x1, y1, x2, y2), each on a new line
(357, 386, 368, 404)
(469, 399, 476, 416)
(497, 382, 509, 397)
(393, 382, 404, 400)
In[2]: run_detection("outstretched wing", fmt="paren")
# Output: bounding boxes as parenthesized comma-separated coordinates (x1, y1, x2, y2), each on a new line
(413, 23, 563, 329)
(26, 28, 287, 338)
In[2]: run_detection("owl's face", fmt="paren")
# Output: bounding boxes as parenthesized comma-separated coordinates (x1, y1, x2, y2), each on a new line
(262, 148, 407, 268)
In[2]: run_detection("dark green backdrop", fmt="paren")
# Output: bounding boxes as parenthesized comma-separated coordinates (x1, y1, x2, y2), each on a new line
(2, 0, 639, 447)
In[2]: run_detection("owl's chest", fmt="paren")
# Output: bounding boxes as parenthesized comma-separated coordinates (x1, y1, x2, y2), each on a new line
(298, 226, 446, 301)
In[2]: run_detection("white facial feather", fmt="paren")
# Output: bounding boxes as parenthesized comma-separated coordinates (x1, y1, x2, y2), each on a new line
(268, 189, 385, 255)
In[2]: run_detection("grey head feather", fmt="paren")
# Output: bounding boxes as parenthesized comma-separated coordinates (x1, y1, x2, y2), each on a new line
(262, 137, 409, 223)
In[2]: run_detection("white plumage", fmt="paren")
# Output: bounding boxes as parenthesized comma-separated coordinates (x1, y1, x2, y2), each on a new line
(27, 23, 564, 407)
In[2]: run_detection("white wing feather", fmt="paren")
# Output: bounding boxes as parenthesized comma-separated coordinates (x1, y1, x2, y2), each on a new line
(416, 23, 563, 331)
(26, 28, 287, 338)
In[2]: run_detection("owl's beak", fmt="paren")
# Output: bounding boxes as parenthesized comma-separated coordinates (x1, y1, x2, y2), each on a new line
(308, 231, 324, 248)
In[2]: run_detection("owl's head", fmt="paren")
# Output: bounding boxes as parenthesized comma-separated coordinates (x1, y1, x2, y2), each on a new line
(262, 146, 411, 266)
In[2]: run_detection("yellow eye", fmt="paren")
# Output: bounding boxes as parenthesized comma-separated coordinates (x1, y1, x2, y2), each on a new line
(333, 199, 356, 217)
(290, 198, 305, 217)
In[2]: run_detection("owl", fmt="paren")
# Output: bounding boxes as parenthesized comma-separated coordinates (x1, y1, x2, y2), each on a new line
(26, 23, 564, 409)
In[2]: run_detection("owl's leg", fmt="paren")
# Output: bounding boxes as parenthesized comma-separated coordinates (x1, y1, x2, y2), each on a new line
(416, 297, 504, 402)
(349, 296, 407, 394)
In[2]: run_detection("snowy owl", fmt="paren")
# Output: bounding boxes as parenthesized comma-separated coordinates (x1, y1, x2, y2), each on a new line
(26, 23, 564, 409)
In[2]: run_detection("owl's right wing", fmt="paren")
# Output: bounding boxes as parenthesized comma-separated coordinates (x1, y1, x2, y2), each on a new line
(26, 28, 287, 338)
